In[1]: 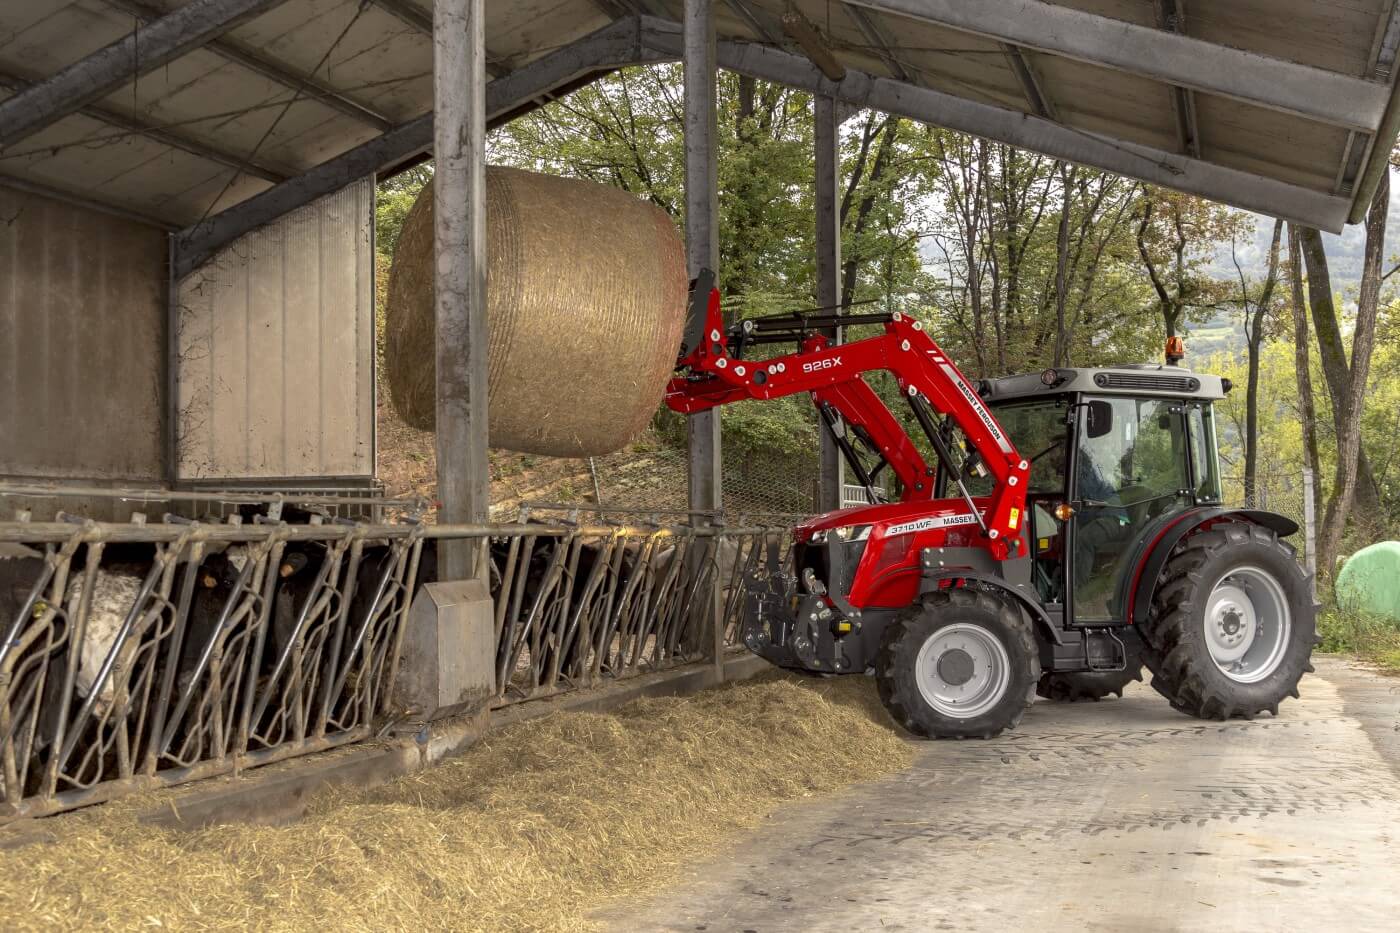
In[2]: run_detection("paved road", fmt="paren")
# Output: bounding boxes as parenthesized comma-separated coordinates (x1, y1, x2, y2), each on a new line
(604, 657, 1400, 932)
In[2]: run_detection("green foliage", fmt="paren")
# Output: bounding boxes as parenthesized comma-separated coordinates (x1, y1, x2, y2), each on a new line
(375, 164, 431, 261)
(914, 137, 1246, 378)
(490, 67, 938, 475)
(1208, 306, 1400, 543)
(1316, 605, 1400, 673)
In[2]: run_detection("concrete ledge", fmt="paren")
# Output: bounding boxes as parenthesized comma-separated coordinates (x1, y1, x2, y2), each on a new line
(492, 653, 770, 729)
(1, 653, 772, 844)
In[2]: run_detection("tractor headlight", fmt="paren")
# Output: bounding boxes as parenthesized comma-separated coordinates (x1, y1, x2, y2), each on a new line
(833, 524, 872, 543)
(809, 529, 828, 545)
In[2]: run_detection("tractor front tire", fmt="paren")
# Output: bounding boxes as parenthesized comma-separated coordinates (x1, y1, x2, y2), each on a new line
(1139, 523, 1315, 720)
(1036, 664, 1144, 702)
(876, 588, 1039, 739)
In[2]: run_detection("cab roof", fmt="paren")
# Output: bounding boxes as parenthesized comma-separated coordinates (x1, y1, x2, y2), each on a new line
(979, 365, 1229, 404)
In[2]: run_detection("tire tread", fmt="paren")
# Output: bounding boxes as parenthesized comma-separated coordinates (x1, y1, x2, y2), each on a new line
(876, 587, 1038, 739)
(1138, 522, 1314, 721)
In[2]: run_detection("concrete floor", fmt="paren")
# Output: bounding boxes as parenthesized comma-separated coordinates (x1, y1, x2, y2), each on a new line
(603, 656, 1400, 932)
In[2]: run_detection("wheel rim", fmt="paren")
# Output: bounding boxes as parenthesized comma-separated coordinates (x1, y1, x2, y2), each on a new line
(1203, 565, 1291, 684)
(914, 623, 1011, 719)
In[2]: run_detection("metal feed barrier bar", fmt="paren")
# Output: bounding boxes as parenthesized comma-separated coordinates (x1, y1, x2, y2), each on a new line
(0, 512, 791, 821)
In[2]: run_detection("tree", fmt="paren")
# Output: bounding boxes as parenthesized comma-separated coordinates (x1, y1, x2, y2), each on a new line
(1297, 225, 1384, 519)
(489, 66, 938, 483)
(1135, 188, 1248, 346)
(375, 163, 433, 260)
(1233, 219, 1283, 506)
(1318, 172, 1389, 571)
(1285, 224, 1322, 529)
(920, 135, 1146, 377)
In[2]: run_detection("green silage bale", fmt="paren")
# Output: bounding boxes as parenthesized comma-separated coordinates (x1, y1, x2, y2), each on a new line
(1335, 541, 1400, 622)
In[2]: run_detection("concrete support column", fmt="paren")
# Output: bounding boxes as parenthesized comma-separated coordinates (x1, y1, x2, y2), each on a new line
(433, 0, 490, 581)
(684, 0, 721, 524)
(683, 0, 725, 675)
(814, 94, 843, 512)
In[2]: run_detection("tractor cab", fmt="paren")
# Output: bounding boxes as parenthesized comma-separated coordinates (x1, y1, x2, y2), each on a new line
(969, 365, 1228, 627)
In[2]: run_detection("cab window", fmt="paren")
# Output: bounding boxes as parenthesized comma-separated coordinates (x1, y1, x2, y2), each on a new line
(1188, 403, 1223, 504)
(950, 399, 1069, 498)
(995, 400, 1071, 495)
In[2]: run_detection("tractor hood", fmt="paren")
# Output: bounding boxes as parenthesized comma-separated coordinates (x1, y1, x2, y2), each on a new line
(795, 498, 989, 542)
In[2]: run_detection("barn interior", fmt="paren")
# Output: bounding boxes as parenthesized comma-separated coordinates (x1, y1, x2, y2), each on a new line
(2, 0, 1398, 821)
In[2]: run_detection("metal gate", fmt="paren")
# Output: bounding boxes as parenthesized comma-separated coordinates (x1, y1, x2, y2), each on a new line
(0, 494, 791, 821)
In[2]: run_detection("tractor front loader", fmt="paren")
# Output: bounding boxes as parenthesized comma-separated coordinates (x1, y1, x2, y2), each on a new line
(667, 271, 1316, 738)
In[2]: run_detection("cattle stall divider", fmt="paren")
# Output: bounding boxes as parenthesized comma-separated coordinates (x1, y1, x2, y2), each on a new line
(0, 494, 794, 822)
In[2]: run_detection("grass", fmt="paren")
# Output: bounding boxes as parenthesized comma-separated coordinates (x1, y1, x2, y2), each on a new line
(1316, 605, 1400, 674)
(0, 674, 912, 932)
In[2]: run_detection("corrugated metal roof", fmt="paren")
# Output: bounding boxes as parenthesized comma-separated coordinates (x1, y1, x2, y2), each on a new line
(0, 0, 1396, 233)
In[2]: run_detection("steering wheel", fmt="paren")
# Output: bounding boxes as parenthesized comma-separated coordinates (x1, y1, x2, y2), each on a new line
(1028, 439, 1064, 465)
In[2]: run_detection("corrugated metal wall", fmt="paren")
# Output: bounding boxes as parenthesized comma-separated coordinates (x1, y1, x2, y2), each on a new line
(175, 178, 375, 481)
(0, 186, 166, 483)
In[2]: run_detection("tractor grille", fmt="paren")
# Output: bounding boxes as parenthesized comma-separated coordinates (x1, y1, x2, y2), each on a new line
(1093, 372, 1200, 393)
(792, 539, 865, 597)
(793, 541, 828, 591)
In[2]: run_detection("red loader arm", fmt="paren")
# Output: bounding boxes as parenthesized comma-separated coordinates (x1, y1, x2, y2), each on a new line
(665, 275, 1031, 558)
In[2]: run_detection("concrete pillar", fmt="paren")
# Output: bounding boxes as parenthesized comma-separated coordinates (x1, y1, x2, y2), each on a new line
(685, 0, 721, 524)
(433, 0, 490, 581)
(815, 94, 843, 512)
(683, 0, 725, 676)
(396, 579, 496, 723)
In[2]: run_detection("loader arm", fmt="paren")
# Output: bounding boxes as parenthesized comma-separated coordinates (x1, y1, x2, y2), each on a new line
(666, 275, 1032, 557)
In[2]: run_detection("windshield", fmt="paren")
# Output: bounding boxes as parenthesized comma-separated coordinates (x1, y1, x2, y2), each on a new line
(953, 399, 1070, 497)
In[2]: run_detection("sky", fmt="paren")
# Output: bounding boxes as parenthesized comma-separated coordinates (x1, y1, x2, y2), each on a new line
(1218, 165, 1400, 303)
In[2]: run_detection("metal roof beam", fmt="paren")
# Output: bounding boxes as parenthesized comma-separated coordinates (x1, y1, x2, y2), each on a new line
(843, 4, 908, 82)
(639, 17, 1350, 231)
(1153, 1, 1201, 160)
(103, 0, 394, 133)
(1000, 44, 1055, 121)
(1343, 2, 1400, 215)
(844, 0, 1390, 132)
(369, 0, 433, 33)
(726, 0, 783, 45)
(0, 0, 290, 148)
(0, 174, 179, 231)
(368, 0, 506, 77)
(173, 17, 667, 278)
(0, 70, 289, 184)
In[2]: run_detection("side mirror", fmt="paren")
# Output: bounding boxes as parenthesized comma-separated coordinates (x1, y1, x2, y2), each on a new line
(1086, 400, 1114, 439)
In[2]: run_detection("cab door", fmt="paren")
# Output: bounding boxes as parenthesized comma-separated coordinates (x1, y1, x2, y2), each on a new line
(1068, 396, 1193, 624)
(977, 400, 1073, 606)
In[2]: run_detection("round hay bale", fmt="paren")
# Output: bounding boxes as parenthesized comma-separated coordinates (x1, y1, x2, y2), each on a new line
(385, 167, 688, 457)
(1335, 540, 1400, 621)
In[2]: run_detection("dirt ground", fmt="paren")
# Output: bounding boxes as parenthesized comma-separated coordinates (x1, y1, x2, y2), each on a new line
(603, 655, 1400, 932)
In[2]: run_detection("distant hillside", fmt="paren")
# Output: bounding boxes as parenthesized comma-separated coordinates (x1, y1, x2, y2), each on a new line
(1214, 171, 1400, 305)
(1185, 309, 1246, 361)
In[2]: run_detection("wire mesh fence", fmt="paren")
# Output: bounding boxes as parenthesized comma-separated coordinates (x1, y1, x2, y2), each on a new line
(1222, 469, 1318, 577)
(488, 407, 820, 523)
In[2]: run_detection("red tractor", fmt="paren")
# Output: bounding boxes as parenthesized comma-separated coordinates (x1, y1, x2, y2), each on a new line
(668, 271, 1315, 738)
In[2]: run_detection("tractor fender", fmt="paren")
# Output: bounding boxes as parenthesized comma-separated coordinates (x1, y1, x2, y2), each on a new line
(918, 562, 1063, 646)
(1126, 507, 1299, 625)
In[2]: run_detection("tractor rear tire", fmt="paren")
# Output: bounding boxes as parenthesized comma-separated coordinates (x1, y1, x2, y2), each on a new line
(1139, 523, 1315, 720)
(876, 588, 1039, 739)
(1036, 664, 1144, 702)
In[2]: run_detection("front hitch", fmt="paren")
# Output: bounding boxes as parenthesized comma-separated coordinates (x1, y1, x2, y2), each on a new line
(739, 541, 858, 672)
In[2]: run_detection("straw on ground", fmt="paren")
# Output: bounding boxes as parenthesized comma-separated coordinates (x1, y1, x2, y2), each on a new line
(1, 674, 912, 932)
